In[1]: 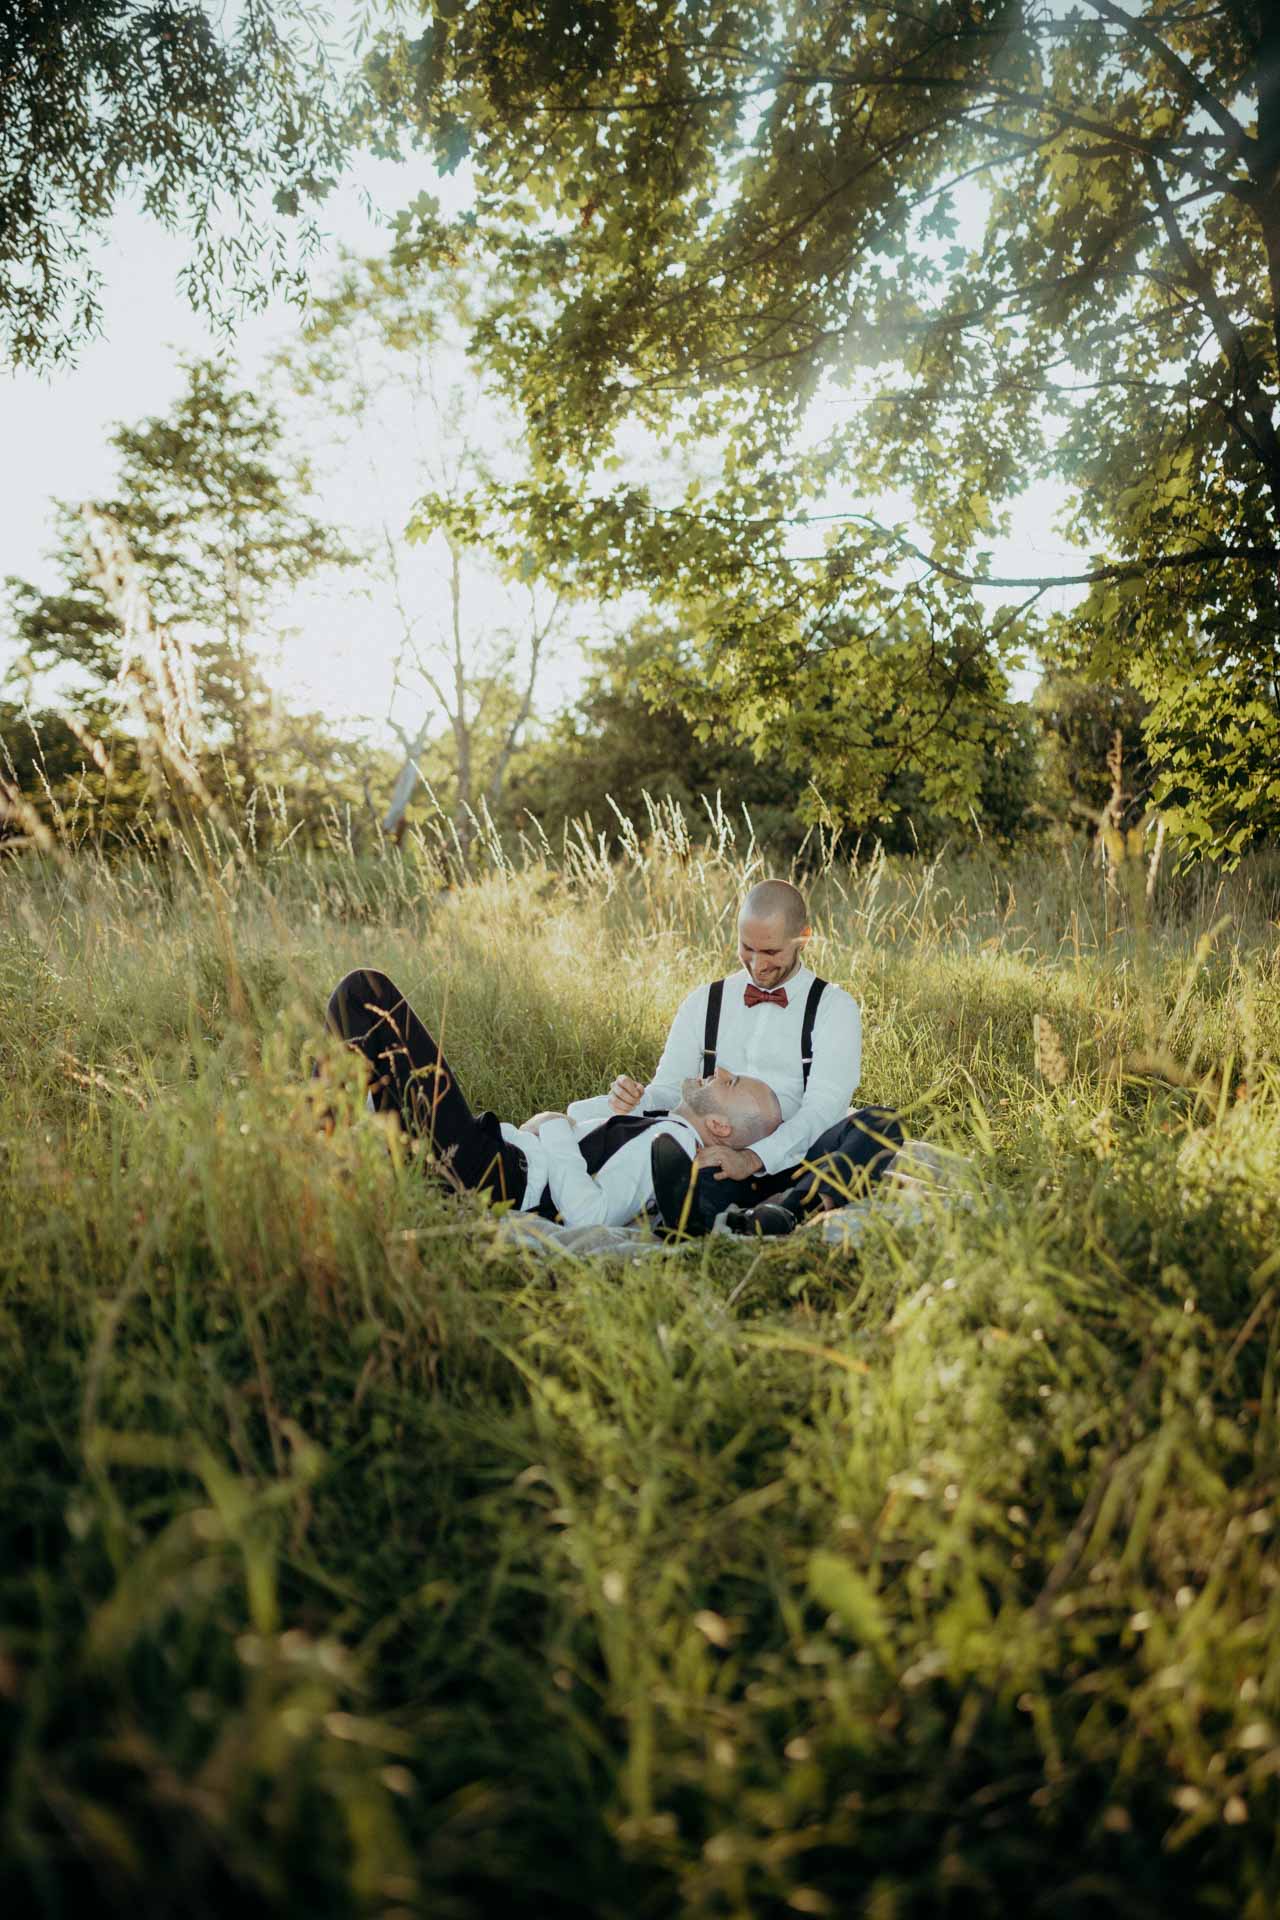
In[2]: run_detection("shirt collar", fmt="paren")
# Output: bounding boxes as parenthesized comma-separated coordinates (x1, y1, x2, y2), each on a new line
(734, 962, 813, 996)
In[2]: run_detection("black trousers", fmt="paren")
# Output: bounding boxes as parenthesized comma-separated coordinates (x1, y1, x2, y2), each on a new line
(685, 1105, 905, 1229)
(776, 1106, 904, 1210)
(325, 968, 528, 1204)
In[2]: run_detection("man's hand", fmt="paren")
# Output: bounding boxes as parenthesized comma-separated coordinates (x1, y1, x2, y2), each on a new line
(520, 1111, 567, 1135)
(694, 1144, 764, 1181)
(608, 1074, 645, 1115)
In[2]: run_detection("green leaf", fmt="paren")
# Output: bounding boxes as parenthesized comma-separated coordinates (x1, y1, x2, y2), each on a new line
(808, 1551, 892, 1661)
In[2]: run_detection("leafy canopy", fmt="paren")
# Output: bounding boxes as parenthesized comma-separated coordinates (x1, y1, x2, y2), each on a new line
(360, 0, 1280, 853)
(1, 1, 344, 368)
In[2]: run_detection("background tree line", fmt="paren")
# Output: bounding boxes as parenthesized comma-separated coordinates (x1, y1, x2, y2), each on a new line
(371, 0, 1280, 864)
(2, 2, 1272, 865)
(1, 336, 1151, 858)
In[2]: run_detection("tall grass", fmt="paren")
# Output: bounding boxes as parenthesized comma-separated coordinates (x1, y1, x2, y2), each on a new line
(2, 814, 1279, 1917)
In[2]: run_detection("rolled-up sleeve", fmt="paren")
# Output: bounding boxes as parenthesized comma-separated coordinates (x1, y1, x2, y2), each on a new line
(751, 990, 862, 1176)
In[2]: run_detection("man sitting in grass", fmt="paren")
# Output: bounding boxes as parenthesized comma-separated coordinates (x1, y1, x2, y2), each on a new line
(593, 877, 901, 1235)
(325, 967, 782, 1231)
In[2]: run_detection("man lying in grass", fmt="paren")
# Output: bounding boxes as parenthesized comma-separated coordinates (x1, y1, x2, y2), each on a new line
(325, 967, 782, 1230)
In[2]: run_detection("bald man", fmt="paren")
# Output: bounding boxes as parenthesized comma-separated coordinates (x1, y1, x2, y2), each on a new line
(324, 967, 782, 1230)
(597, 879, 887, 1234)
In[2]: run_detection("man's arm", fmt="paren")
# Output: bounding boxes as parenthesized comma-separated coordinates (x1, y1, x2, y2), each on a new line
(533, 1118, 612, 1225)
(537, 1116, 695, 1228)
(749, 989, 862, 1177)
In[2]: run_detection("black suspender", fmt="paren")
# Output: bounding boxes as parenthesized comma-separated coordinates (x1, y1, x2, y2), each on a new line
(701, 978, 725, 1076)
(800, 976, 827, 1090)
(700, 975, 828, 1088)
(577, 1111, 668, 1176)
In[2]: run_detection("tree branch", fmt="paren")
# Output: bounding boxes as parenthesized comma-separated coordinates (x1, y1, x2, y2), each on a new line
(883, 535, 1278, 590)
(1081, 0, 1251, 161)
(1141, 153, 1280, 491)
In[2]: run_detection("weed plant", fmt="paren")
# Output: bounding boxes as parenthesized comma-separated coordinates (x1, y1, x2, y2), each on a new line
(1, 807, 1279, 1918)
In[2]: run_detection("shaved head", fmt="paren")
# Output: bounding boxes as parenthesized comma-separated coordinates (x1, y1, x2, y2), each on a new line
(680, 1073, 782, 1148)
(741, 879, 809, 936)
(737, 879, 812, 988)
(727, 1077, 783, 1148)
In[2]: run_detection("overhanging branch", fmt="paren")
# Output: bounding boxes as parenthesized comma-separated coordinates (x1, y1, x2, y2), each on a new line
(1081, 0, 1251, 162)
(881, 535, 1279, 589)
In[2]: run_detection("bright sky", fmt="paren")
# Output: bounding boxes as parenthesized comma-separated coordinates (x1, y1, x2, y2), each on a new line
(0, 100, 1081, 745)
(0, 151, 593, 747)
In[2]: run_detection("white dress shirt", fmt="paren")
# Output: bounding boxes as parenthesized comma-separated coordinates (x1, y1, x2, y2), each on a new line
(637, 963, 861, 1176)
(499, 1105, 702, 1227)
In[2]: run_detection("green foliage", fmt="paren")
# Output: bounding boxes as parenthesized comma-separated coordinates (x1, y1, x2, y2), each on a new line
(507, 619, 1045, 853)
(1, 0, 344, 368)
(1033, 672, 1155, 828)
(96, 357, 354, 644)
(361, 0, 1280, 857)
(2, 829, 1280, 1913)
(413, 447, 1035, 838)
(4, 358, 372, 838)
(0, 698, 151, 847)
(505, 618, 815, 847)
(1142, 658, 1280, 863)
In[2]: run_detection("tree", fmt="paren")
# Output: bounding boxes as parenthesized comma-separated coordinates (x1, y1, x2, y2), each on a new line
(0, 696, 150, 848)
(1033, 672, 1154, 829)
(4, 357, 364, 832)
(359, 0, 1280, 857)
(283, 251, 573, 852)
(377, 534, 564, 850)
(1, 0, 344, 369)
(504, 617, 814, 848)
(503, 615, 1044, 855)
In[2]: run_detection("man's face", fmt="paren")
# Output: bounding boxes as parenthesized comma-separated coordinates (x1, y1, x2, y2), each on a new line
(737, 910, 808, 988)
(681, 1065, 740, 1111)
(680, 1068, 780, 1141)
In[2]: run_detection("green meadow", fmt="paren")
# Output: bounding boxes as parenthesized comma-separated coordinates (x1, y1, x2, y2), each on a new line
(2, 823, 1279, 1918)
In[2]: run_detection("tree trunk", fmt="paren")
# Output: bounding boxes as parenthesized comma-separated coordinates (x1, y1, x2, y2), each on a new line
(381, 717, 433, 843)
(447, 539, 475, 860)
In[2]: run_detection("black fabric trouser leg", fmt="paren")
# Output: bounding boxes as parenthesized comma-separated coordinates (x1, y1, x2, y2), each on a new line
(774, 1106, 904, 1217)
(682, 1105, 904, 1235)
(682, 1165, 757, 1233)
(325, 968, 528, 1204)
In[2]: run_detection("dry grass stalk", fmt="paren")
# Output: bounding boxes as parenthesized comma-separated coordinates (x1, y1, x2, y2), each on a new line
(0, 769, 64, 859)
(80, 506, 217, 818)
(1033, 1013, 1069, 1087)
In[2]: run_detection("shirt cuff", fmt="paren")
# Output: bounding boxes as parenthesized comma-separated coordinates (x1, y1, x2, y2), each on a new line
(753, 1130, 793, 1177)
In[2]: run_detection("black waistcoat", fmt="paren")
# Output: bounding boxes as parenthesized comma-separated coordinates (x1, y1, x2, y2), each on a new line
(576, 1111, 671, 1175)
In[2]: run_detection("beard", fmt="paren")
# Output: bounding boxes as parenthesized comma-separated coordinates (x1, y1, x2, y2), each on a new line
(680, 1077, 719, 1115)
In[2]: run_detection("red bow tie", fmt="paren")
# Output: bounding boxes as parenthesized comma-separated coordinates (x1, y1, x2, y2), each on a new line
(744, 983, 788, 1008)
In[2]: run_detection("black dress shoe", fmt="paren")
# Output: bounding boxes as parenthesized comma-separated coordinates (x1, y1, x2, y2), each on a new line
(650, 1133, 700, 1237)
(721, 1201, 800, 1238)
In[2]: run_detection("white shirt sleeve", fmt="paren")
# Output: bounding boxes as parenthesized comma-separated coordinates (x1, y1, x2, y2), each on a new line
(565, 1093, 614, 1124)
(641, 984, 709, 1114)
(538, 1116, 697, 1227)
(751, 989, 862, 1177)
(499, 1122, 543, 1210)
